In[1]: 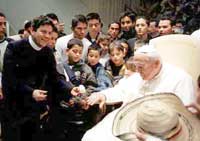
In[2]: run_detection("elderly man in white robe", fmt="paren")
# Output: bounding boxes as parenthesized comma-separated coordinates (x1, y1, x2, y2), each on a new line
(81, 44, 195, 141)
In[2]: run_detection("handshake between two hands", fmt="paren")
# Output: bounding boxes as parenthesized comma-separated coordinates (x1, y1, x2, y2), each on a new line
(32, 85, 106, 112)
(70, 85, 106, 112)
(70, 85, 91, 110)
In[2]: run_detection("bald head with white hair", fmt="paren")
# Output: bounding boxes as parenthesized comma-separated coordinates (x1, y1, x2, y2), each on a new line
(133, 44, 162, 80)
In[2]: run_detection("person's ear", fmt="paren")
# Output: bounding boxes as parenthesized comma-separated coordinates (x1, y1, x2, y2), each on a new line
(71, 26, 74, 31)
(154, 60, 161, 67)
(28, 27, 33, 35)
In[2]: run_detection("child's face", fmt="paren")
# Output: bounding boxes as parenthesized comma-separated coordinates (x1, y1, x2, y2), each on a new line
(66, 45, 83, 63)
(88, 19, 101, 35)
(87, 50, 100, 66)
(121, 42, 129, 56)
(48, 31, 58, 48)
(99, 39, 109, 51)
(121, 16, 134, 32)
(110, 48, 125, 66)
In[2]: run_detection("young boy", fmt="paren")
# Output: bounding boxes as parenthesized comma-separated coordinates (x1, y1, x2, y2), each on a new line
(87, 44, 113, 123)
(63, 38, 97, 107)
(87, 44, 113, 92)
(58, 38, 98, 140)
(96, 33, 111, 67)
(105, 40, 126, 85)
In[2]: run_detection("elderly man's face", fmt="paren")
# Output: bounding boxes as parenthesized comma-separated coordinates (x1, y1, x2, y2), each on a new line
(133, 54, 159, 80)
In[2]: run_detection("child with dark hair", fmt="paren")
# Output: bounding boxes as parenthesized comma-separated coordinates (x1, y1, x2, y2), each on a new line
(118, 39, 133, 60)
(62, 38, 97, 103)
(57, 38, 99, 140)
(96, 33, 111, 66)
(119, 11, 136, 40)
(87, 44, 113, 92)
(87, 44, 114, 123)
(86, 12, 102, 44)
(105, 41, 126, 85)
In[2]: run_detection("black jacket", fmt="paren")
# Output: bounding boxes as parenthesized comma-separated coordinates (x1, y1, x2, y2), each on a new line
(2, 38, 73, 117)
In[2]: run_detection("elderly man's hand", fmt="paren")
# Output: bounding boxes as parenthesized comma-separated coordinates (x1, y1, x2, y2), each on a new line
(186, 102, 200, 115)
(87, 93, 106, 113)
(80, 99, 90, 110)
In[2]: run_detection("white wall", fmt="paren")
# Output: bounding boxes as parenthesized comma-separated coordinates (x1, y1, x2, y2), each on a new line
(0, 0, 88, 35)
(0, 0, 140, 35)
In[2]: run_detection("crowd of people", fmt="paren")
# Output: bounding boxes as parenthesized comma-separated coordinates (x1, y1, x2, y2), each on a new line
(0, 10, 200, 141)
(129, 0, 200, 34)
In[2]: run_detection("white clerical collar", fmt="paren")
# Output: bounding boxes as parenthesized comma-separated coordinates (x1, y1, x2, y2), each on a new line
(0, 36, 6, 43)
(28, 36, 42, 51)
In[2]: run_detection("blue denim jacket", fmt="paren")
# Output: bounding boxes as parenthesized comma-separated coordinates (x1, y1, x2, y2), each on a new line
(90, 63, 113, 92)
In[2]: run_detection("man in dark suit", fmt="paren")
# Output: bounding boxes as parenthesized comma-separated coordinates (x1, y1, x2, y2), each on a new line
(1, 15, 79, 141)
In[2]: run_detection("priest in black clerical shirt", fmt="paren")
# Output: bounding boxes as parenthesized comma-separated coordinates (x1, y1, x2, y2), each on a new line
(1, 15, 80, 141)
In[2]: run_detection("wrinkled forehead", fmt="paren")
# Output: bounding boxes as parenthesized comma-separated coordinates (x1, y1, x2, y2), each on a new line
(133, 53, 150, 62)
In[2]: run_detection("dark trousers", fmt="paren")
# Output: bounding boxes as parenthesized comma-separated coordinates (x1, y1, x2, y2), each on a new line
(1, 116, 39, 141)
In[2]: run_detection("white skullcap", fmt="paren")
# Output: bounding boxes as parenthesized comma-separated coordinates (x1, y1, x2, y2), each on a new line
(134, 44, 161, 61)
(135, 44, 157, 55)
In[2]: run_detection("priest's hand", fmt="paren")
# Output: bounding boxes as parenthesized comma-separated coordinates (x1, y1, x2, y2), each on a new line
(71, 87, 81, 96)
(32, 89, 47, 101)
